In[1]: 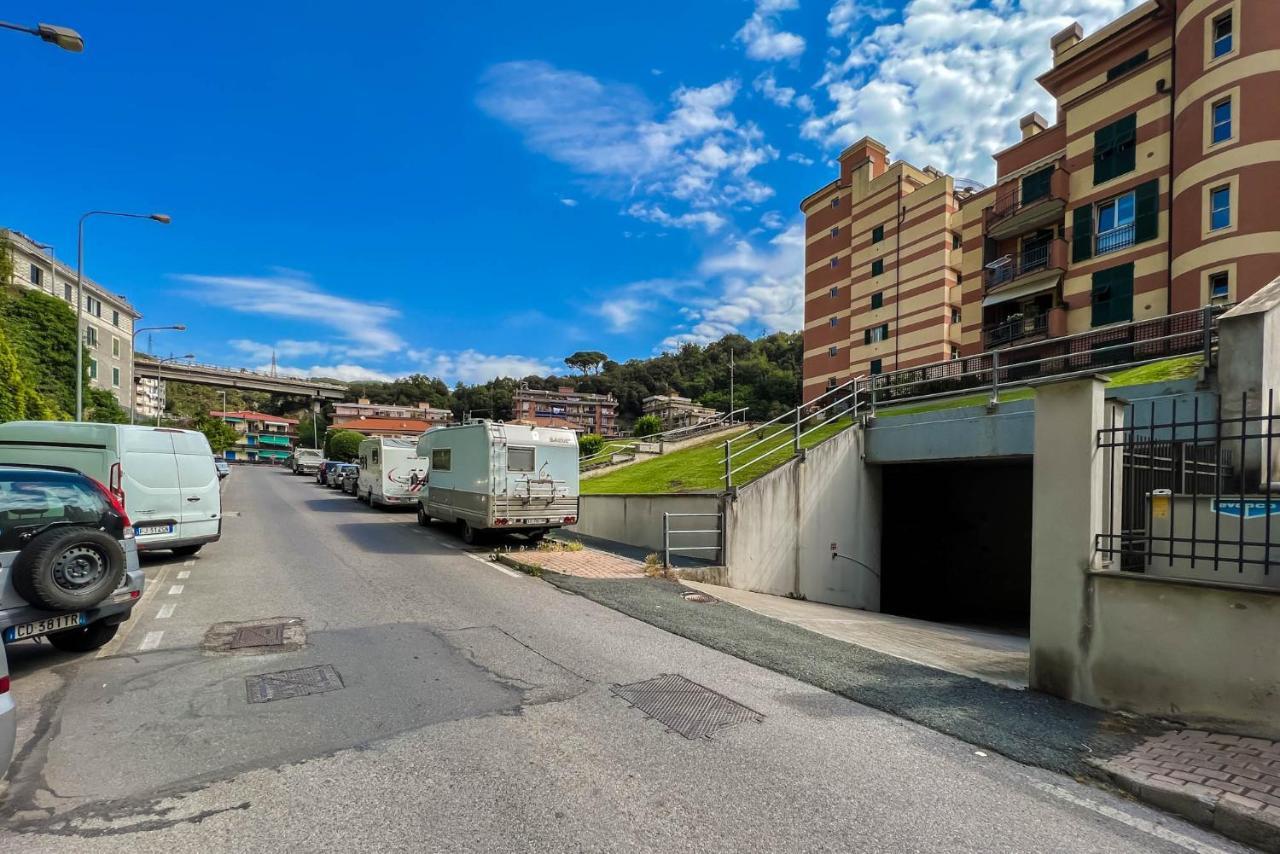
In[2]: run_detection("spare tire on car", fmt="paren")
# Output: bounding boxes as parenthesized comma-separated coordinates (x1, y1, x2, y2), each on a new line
(11, 528, 126, 612)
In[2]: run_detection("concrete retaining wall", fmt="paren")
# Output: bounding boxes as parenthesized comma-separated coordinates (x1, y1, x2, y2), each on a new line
(567, 493, 723, 558)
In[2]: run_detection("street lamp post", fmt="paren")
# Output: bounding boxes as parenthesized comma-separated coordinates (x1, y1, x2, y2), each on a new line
(155, 354, 194, 426)
(130, 325, 186, 424)
(77, 211, 170, 421)
(0, 19, 84, 52)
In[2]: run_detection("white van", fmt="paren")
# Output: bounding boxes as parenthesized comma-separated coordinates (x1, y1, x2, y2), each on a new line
(0, 422, 222, 555)
(415, 421, 579, 543)
(356, 437, 422, 508)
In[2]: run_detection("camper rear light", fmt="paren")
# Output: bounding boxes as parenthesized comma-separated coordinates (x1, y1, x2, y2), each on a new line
(562, 516, 577, 524)
(494, 518, 509, 526)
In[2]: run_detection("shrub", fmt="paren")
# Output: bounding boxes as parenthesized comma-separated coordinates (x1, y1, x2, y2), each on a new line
(578, 433, 604, 458)
(633, 414, 662, 438)
(327, 429, 365, 461)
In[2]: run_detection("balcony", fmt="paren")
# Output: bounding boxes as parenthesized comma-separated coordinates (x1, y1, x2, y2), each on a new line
(1096, 222, 1135, 256)
(984, 166, 1069, 241)
(983, 238, 1068, 293)
(983, 313, 1049, 349)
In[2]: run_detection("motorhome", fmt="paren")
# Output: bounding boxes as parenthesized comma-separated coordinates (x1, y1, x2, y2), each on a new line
(356, 437, 422, 508)
(0, 422, 222, 555)
(414, 421, 579, 543)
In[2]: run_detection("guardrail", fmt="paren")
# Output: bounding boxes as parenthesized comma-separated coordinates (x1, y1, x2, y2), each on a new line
(662, 512, 724, 568)
(579, 407, 749, 468)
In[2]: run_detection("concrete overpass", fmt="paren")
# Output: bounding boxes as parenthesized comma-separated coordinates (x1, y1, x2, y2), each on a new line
(133, 355, 347, 399)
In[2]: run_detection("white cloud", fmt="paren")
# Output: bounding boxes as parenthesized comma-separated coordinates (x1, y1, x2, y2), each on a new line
(786, 152, 815, 165)
(736, 0, 807, 61)
(559, 197, 578, 207)
(753, 71, 796, 108)
(595, 297, 652, 333)
(809, 0, 1144, 183)
(420, 350, 554, 384)
(759, 210, 785, 230)
(477, 62, 777, 219)
(178, 269, 403, 354)
(625, 203, 727, 233)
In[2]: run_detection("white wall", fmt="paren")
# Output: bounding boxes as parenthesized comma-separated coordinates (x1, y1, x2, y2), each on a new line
(569, 494, 723, 558)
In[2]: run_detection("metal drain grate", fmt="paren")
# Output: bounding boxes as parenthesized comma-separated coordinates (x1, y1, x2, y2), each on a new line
(245, 664, 344, 704)
(230, 623, 286, 649)
(611, 673, 763, 739)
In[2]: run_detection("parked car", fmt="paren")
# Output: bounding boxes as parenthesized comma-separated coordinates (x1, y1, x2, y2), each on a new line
(329, 463, 356, 489)
(357, 438, 422, 508)
(1, 465, 145, 655)
(1, 642, 13, 780)
(341, 466, 360, 495)
(0, 423, 222, 557)
(214, 457, 231, 479)
(415, 422, 579, 543)
(290, 448, 323, 476)
(317, 461, 342, 485)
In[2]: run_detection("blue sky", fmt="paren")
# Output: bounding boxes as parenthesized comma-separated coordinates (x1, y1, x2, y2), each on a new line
(3, 0, 1139, 383)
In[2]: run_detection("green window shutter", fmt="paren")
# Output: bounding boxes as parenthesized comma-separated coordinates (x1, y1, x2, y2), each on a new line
(871, 259, 884, 276)
(872, 225, 884, 243)
(1091, 267, 1113, 327)
(1115, 114, 1137, 178)
(1111, 263, 1134, 323)
(1133, 179, 1160, 243)
(864, 328, 871, 345)
(1093, 124, 1115, 184)
(1021, 167, 1053, 203)
(871, 292, 883, 309)
(881, 323, 891, 339)
(1072, 204, 1094, 262)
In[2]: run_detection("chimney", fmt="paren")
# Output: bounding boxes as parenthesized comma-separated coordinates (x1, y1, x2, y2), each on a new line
(1051, 23, 1083, 60)
(1019, 112, 1049, 140)
(838, 137, 889, 192)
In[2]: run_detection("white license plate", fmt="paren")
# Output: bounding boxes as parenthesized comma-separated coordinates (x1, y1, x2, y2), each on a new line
(136, 524, 174, 535)
(4, 612, 86, 642)
(525, 518, 548, 525)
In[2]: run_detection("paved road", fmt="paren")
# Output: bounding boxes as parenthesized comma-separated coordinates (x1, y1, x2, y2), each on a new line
(0, 467, 1251, 852)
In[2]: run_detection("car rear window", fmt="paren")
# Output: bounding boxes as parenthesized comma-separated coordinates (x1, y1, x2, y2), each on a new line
(0, 477, 109, 552)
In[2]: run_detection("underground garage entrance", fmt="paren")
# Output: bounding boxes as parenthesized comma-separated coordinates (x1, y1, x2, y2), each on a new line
(879, 459, 1033, 633)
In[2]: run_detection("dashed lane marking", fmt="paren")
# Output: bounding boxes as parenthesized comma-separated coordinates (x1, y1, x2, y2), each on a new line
(157, 603, 176, 619)
(168, 584, 184, 595)
(462, 551, 523, 577)
(138, 631, 164, 652)
(95, 564, 169, 659)
(182, 559, 195, 567)
(177, 570, 191, 579)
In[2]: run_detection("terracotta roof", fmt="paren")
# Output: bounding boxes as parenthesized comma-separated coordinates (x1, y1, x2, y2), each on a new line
(211, 410, 298, 425)
(332, 417, 433, 432)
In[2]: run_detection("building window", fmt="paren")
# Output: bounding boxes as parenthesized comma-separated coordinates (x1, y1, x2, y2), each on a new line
(829, 316, 838, 328)
(1209, 271, 1230, 301)
(1096, 191, 1136, 254)
(1209, 185, 1231, 230)
(952, 233, 961, 250)
(831, 196, 840, 208)
(871, 224, 885, 243)
(85, 295, 102, 317)
(869, 359, 883, 375)
(828, 346, 838, 357)
(827, 377, 838, 390)
(830, 257, 839, 268)
(1091, 263, 1134, 327)
(1093, 113, 1137, 185)
(870, 292, 883, 310)
(112, 309, 120, 327)
(1106, 50, 1148, 81)
(871, 259, 884, 276)
(85, 326, 98, 348)
(1211, 98, 1232, 145)
(829, 286, 838, 298)
(950, 346, 960, 360)
(951, 308, 961, 324)
(64, 283, 72, 302)
(112, 336, 121, 357)
(111, 367, 121, 387)
(865, 324, 889, 344)
(29, 264, 43, 287)
(830, 227, 839, 239)
(1212, 12, 1233, 59)
(88, 358, 98, 380)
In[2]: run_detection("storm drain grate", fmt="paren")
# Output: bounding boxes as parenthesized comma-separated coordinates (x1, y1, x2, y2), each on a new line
(230, 623, 286, 649)
(246, 664, 344, 704)
(611, 673, 763, 739)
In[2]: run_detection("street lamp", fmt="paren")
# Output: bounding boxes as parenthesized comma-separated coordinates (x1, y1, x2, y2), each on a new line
(130, 325, 187, 424)
(0, 20, 84, 52)
(155, 354, 194, 426)
(77, 211, 171, 421)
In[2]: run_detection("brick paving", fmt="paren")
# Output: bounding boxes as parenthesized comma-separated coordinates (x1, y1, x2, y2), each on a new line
(1092, 729, 1280, 850)
(506, 546, 648, 579)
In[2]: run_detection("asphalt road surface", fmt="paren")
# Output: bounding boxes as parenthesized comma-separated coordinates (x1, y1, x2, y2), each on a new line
(0, 467, 1253, 852)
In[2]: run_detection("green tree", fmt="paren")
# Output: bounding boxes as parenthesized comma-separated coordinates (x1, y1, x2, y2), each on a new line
(565, 350, 608, 376)
(578, 433, 604, 458)
(0, 287, 78, 417)
(297, 411, 327, 450)
(84, 387, 129, 424)
(192, 414, 241, 453)
(633, 414, 662, 437)
(0, 324, 56, 421)
(327, 429, 365, 462)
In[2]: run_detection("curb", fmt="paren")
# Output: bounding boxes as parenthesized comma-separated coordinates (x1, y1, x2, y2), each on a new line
(1090, 757, 1280, 852)
(495, 553, 546, 577)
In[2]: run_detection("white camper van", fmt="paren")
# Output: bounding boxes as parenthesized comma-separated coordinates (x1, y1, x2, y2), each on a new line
(356, 437, 422, 508)
(0, 422, 222, 555)
(414, 421, 579, 543)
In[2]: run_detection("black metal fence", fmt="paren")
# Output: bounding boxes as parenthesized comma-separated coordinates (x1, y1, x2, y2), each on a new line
(1096, 391, 1278, 577)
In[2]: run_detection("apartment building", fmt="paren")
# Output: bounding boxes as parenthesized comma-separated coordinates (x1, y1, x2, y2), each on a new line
(212, 410, 299, 462)
(3, 228, 141, 407)
(642, 393, 721, 430)
(135, 376, 166, 421)
(512, 384, 618, 436)
(801, 139, 966, 401)
(801, 0, 1280, 400)
(330, 415, 434, 439)
(332, 398, 452, 426)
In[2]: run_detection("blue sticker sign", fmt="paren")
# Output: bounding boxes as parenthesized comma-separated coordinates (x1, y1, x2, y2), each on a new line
(1212, 500, 1280, 519)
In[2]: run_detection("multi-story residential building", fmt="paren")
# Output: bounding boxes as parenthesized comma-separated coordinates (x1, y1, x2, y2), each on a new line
(512, 384, 618, 436)
(212, 410, 299, 462)
(801, 0, 1280, 400)
(330, 415, 435, 439)
(332, 398, 452, 426)
(801, 139, 967, 400)
(135, 376, 166, 421)
(3, 228, 142, 408)
(642, 393, 721, 430)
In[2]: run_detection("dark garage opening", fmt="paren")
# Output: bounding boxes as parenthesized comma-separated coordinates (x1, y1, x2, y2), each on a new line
(879, 459, 1032, 632)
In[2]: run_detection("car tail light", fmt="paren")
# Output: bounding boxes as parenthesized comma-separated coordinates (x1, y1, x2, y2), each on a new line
(89, 475, 133, 534)
(494, 518, 509, 526)
(0, 675, 9, 694)
(109, 462, 126, 505)
(563, 516, 577, 524)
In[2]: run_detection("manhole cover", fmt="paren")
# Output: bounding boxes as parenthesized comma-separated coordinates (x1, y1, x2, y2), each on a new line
(246, 664, 344, 704)
(611, 673, 763, 739)
(230, 623, 286, 649)
(681, 591, 718, 604)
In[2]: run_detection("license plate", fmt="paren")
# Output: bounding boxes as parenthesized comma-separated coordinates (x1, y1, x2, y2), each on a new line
(525, 518, 548, 525)
(4, 612, 86, 642)
(136, 524, 173, 535)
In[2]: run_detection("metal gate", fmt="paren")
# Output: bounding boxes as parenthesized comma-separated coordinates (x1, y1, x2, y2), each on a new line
(662, 512, 723, 568)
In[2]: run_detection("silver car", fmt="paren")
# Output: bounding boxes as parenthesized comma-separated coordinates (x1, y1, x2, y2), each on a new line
(1, 642, 14, 779)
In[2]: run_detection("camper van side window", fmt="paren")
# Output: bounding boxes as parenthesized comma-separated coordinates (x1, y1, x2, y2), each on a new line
(431, 448, 451, 472)
(508, 447, 534, 472)
(372, 448, 379, 464)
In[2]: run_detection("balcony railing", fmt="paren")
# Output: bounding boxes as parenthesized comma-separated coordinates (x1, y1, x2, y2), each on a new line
(983, 238, 1067, 290)
(1096, 223, 1135, 256)
(985, 167, 1069, 236)
(983, 313, 1049, 349)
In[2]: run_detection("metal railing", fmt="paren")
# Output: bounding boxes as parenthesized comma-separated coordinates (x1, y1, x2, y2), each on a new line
(1096, 223, 1135, 256)
(580, 407, 748, 468)
(983, 238, 1067, 290)
(662, 512, 724, 568)
(983, 313, 1049, 348)
(722, 377, 865, 489)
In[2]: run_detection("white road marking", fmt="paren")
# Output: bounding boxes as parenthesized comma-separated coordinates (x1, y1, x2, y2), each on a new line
(168, 584, 184, 595)
(138, 631, 164, 651)
(177, 570, 191, 579)
(182, 559, 195, 567)
(441, 542, 460, 549)
(462, 551, 522, 577)
(1028, 779, 1235, 854)
(157, 603, 176, 619)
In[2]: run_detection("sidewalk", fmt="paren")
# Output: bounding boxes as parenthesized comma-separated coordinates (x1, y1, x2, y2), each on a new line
(683, 582, 1028, 689)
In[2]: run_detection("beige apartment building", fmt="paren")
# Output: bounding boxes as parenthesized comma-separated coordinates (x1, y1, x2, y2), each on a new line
(512, 384, 618, 436)
(802, 0, 1280, 401)
(332, 398, 452, 426)
(3, 228, 141, 408)
(642, 393, 721, 430)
